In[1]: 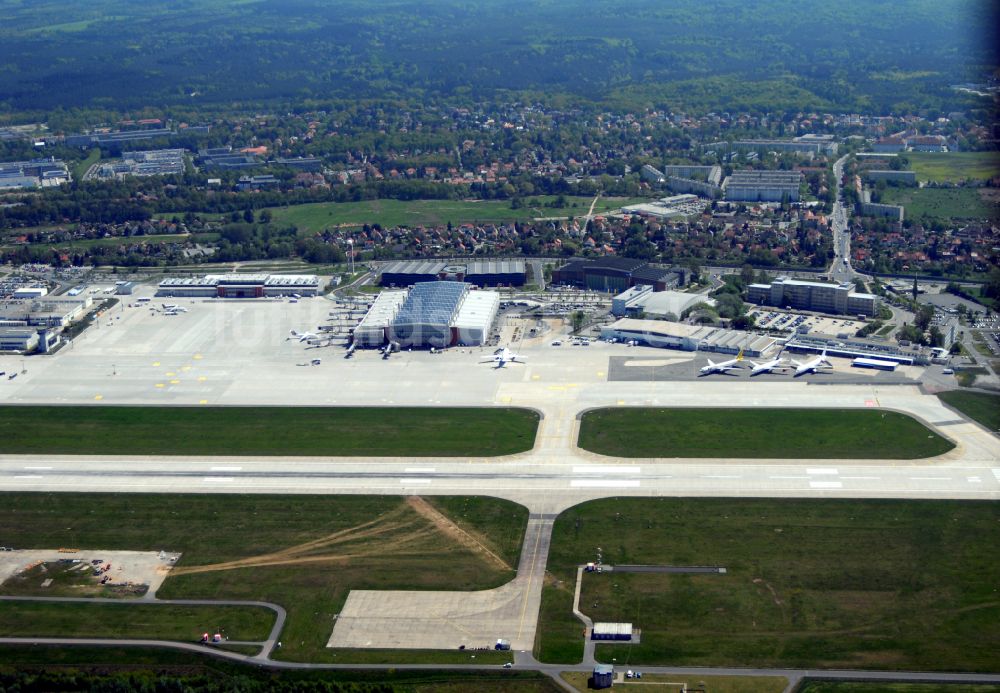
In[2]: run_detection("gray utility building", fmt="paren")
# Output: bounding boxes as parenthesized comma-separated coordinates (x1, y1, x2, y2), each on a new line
(591, 622, 633, 641)
(593, 664, 615, 689)
(378, 259, 526, 288)
(723, 170, 803, 203)
(373, 281, 500, 349)
(747, 277, 878, 316)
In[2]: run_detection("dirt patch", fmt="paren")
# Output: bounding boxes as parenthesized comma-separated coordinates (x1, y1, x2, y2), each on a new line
(0, 550, 180, 598)
(408, 496, 512, 572)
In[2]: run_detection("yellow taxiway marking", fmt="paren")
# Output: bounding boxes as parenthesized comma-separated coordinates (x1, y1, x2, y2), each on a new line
(193, 354, 203, 360)
(500, 396, 512, 404)
(181, 366, 192, 372)
(165, 371, 175, 377)
(170, 379, 180, 384)
(617, 400, 626, 405)
(197, 376, 207, 382)
(199, 399, 208, 405)
(152, 361, 160, 367)
(155, 383, 165, 388)
(531, 374, 540, 380)
(597, 371, 605, 377)
(93, 395, 103, 401)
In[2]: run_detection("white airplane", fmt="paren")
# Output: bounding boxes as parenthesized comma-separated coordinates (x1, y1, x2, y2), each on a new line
(481, 346, 524, 368)
(792, 349, 833, 376)
(161, 303, 186, 312)
(747, 355, 788, 376)
(288, 329, 318, 342)
(699, 347, 744, 376)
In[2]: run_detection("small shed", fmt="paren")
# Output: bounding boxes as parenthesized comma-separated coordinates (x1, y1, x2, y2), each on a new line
(494, 638, 510, 651)
(593, 663, 614, 689)
(592, 622, 633, 641)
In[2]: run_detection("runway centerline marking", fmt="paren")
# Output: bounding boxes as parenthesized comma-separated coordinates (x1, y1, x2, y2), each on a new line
(14, 475, 43, 479)
(771, 475, 809, 479)
(23, 466, 52, 470)
(573, 466, 640, 474)
(571, 479, 640, 488)
(203, 477, 233, 483)
(910, 477, 952, 481)
(841, 476, 881, 480)
(702, 474, 742, 479)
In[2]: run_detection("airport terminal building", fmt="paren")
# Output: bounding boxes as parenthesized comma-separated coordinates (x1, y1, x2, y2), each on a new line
(355, 281, 500, 349)
(157, 274, 321, 298)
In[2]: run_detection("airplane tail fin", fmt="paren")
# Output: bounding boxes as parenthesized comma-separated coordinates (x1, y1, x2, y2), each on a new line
(736, 347, 744, 361)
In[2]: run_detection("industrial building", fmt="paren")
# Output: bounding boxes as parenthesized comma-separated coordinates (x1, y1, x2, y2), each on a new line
(611, 285, 714, 319)
(12, 286, 48, 299)
(0, 157, 70, 189)
(600, 318, 777, 356)
(383, 281, 499, 348)
(621, 194, 707, 219)
(723, 170, 802, 202)
(552, 258, 686, 293)
(157, 274, 321, 298)
(378, 259, 526, 287)
(747, 277, 878, 316)
(94, 149, 185, 179)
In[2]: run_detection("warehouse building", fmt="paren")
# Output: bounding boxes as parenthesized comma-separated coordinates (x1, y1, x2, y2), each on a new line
(0, 296, 92, 327)
(723, 170, 802, 202)
(747, 277, 878, 316)
(157, 274, 321, 298)
(378, 259, 526, 288)
(591, 622, 633, 641)
(611, 285, 714, 319)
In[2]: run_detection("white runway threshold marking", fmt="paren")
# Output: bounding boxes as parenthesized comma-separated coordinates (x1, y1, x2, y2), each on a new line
(571, 479, 640, 488)
(573, 466, 641, 474)
(809, 481, 843, 489)
(14, 475, 43, 479)
(807, 468, 839, 475)
(210, 466, 242, 471)
(910, 477, 952, 482)
(404, 467, 436, 473)
(23, 466, 52, 470)
(399, 478, 432, 484)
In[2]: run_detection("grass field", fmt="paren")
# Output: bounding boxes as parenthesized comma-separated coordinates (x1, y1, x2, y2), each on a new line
(268, 195, 643, 234)
(880, 187, 999, 222)
(906, 152, 1000, 184)
(0, 493, 527, 663)
(0, 602, 274, 642)
(0, 645, 562, 691)
(798, 684, 1000, 693)
(537, 498, 1000, 671)
(561, 671, 788, 693)
(577, 408, 954, 459)
(938, 390, 1000, 432)
(0, 406, 539, 456)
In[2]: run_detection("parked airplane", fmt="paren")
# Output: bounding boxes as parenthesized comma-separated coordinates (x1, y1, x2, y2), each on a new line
(289, 329, 318, 342)
(698, 347, 744, 375)
(792, 349, 833, 376)
(481, 346, 524, 368)
(161, 304, 187, 312)
(747, 353, 787, 376)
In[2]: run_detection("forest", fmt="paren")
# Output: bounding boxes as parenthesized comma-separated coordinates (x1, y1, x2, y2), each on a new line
(0, 0, 995, 117)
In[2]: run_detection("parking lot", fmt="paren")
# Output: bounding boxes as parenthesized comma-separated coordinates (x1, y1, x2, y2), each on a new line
(749, 308, 865, 338)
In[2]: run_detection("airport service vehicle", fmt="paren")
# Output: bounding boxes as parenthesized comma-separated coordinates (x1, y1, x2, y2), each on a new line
(792, 349, 833, 376)
(698, 347, 744, 375)
(481, 346, 524, 368)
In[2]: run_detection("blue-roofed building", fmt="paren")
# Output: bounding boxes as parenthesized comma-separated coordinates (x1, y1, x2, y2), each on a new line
(390, 281, 470, 348)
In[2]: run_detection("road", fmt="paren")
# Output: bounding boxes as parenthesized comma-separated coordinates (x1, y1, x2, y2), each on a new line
(828, 153, 858, 284)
